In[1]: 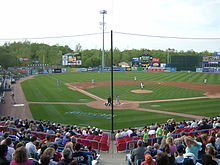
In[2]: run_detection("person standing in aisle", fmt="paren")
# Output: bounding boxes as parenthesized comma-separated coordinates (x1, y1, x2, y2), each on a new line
(11, 92, 16, 104)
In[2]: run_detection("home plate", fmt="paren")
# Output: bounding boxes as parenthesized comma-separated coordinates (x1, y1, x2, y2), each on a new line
(13, 104, 25, 107)
(114, 103, 124, 106)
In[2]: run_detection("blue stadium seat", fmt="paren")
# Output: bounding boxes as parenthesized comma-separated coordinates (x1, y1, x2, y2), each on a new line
(136, 158, 145, 165)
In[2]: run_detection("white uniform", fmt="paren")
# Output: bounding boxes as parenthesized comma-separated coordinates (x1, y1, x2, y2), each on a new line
(116, 95, 120, 105)
(140, 83, 144, 89)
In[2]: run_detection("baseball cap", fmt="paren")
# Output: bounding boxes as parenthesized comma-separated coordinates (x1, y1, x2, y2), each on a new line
(177, 144, 185, 153)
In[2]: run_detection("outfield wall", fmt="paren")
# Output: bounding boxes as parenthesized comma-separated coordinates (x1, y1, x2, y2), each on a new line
(27, 66, 177, 75)
(20, 66, 220, 75)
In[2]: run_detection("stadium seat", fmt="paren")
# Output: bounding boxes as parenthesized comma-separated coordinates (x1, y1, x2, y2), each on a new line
(137, 158, 145, 165)
(116, 139, 126, 151)
(91, 137, 100, 150)
(84, 138, 92, 147)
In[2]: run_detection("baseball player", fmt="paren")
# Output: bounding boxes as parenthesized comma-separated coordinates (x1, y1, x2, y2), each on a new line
(140, 82, 144, 90)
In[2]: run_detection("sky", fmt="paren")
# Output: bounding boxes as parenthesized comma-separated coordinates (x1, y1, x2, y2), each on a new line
(0, 0, 220, 52)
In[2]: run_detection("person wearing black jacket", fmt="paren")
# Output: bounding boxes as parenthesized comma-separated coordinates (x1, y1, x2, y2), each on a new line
(0, 144, 10, 165)
(72, 143, 88, 164)
(105, 96, 112, 106)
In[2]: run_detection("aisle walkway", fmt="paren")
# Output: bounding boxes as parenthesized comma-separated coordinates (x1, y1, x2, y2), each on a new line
(0, 78, 33, 119)
(99, 139, 127, 165)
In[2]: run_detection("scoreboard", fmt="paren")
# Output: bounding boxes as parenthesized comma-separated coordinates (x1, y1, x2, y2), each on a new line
(62, 53, 82, 66)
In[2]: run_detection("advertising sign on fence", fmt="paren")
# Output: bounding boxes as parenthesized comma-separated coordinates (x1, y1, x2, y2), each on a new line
(71, 68, 77, 72)
(76, 68, 87, 72)
(196, 68, 203, 72)
(125, 67, 131, 71)
(61, 68, 66, 73)
(53, 69, 62, 73)
(43, 69, 48, 74)
(131, 67, 137, 71)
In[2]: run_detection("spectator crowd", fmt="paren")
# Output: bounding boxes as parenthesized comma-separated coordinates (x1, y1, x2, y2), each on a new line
(0, 115, 220, 165)
(117, 117, 220, 165)
(0, 116, 101, 165)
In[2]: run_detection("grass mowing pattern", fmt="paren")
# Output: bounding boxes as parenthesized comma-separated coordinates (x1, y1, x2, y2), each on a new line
(41, 71, 220, 84)
(140, 98, 220, 117)
(85, 84, 205, 101)
(29, 104, 193, 129)
(22, 72, 220, 129)
(112, 71, 220, 85)
(21, 75, 95, 102)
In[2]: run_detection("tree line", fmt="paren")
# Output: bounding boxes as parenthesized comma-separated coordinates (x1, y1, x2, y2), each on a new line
(0, 41, 212, 69)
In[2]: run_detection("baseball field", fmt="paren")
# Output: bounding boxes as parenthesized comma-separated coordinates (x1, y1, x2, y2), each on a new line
(21, 71, 220, 130)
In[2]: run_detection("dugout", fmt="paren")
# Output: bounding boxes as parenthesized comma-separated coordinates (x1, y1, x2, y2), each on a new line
(171, 56, 202, 71)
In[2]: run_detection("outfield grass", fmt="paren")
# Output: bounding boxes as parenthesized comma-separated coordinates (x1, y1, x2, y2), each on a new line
(49, 71, 220, 84)
(29, 104, 193, 129)
(85, 84, 205, 101)
(22, 71, 217, 102)
(140, 98, 220, 117)
(22, 75, 95, 102)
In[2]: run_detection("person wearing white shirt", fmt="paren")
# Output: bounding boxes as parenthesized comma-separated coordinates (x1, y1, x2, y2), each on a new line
(3, 137, 15, 162)
(175, 144, 185, 164)
(115, 130, 122, 139)
(121, 129, 128, 137)
(148, 129, 156, 135)
(215, 120, 220, 128)
(215, 134, 220, 150)
(82, 129, 89, 136)
(191, 120, 198, 128)
(127, 128, 133, 137)
(25, 136, 38, 158)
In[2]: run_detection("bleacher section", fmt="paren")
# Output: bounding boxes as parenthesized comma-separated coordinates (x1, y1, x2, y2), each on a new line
(0, 125, 110, 152)
(1, 117, 220, 165)
(116, 128, 217, 152)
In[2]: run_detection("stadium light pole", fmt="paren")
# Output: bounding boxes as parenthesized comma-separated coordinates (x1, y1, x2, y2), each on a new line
(100, 10, 107, 70)
(166, 48, 175, 64)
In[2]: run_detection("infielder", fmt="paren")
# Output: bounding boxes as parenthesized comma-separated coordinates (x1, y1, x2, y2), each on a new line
(140, 82, 144, 89)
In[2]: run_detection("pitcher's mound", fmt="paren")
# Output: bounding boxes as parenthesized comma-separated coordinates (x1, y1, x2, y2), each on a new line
(131, 89, 154, 93)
